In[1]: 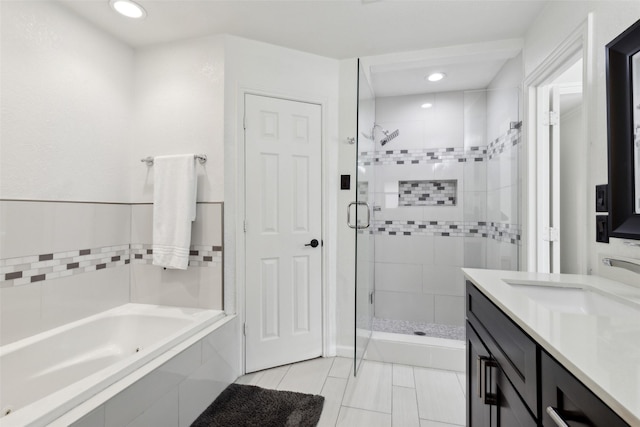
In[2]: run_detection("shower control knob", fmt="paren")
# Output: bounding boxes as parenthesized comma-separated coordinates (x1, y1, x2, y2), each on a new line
(305, 239, 320, 248)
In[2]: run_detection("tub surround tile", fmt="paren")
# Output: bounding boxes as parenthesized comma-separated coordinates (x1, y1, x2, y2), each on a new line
(1, 242, 223, 289)
(70, 406, 105, 427)
(130, 262, 222, 310)
(178, 353, 234, 426)
(41, 266, 130, 331)
(0, 282, 42, 346)
(129, 389, 179, 427)
(103, 342, 202, 427)
(0, 244, 131, 287)
(64, 317, 238, 427)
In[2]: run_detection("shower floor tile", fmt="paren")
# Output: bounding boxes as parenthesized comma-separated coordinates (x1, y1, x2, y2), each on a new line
(372, 317, 465, 341)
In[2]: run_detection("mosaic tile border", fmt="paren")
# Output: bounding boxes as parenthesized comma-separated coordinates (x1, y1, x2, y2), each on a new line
(1, 243, 223, 287)
(372, 219, 521, 243)
(359, 146, 486, 166)
(487, 128, 521, 160)
(358, 128, 521, 166)
(0, 245, 130, 288)
(130, 244, 222, 267)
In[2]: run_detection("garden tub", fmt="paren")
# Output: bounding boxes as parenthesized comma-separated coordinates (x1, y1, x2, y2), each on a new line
(0, 303, 225, 426)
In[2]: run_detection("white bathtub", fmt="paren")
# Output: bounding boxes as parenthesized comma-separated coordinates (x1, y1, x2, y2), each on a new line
(0, 303, 225, 427)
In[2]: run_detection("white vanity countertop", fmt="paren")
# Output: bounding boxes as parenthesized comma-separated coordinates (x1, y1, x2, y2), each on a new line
(463, 268, 640, 426)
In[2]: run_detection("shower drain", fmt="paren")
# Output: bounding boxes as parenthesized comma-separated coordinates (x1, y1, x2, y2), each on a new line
(414, 331, 426, 336)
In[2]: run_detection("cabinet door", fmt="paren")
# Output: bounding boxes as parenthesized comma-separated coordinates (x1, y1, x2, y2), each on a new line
(467, 322, 492, 427)
(541, 352, 630, 427)
(494, 367, 537, 427)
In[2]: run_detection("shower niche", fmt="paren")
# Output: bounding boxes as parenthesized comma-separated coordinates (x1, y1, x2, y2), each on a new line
(398, 180, 458, 206)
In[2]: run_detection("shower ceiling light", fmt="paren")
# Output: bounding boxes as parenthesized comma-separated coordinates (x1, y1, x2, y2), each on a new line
(110, 0, 146, 19)
(421, 103, 433, 109)
(426, 72, 446, 82)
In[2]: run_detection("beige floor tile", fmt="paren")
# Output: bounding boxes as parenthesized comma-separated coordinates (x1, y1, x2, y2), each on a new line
(392, 386, 420, 427)
(336, 407, 392, 427)
(277, 357, 334, 394)
(342, 360, 393, 414)
(393, 364, 415, 388)
(420, 419, 464, 427)
(317, 377, 348, 427)
(329, 357, 353, 379)
(253, 365, 290, 389)
(414, 368, 466, 425)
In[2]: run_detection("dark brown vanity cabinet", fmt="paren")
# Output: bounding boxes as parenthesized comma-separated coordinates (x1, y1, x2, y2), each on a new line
(541, 352, 629, 427)
(466, 282, 537, 427)
(466, 281, 631, 427)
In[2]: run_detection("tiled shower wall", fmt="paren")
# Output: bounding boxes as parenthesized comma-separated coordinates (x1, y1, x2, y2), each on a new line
(368, 89, 520, 327)
(0, 200, 223, 346)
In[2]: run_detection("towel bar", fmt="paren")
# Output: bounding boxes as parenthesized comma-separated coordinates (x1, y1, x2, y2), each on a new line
(140, 154, 207, 166)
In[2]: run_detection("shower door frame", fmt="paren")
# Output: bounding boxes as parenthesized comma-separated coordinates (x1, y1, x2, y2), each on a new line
(352, 59, 376, 375)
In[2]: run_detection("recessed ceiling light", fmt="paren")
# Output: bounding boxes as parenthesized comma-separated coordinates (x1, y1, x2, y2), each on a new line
(421, 103, 433, 109)
(426, 72, 446, 82)
(110, 0, 146, 19)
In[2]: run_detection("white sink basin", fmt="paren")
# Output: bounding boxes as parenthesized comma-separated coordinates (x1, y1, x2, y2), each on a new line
(504, 280, 640, 317)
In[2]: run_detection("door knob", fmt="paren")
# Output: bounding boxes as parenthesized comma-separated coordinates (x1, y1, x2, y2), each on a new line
(305, 239, 319, 248)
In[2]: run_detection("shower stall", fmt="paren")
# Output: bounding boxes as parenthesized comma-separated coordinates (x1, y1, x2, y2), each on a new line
(353, 60, 522, 372)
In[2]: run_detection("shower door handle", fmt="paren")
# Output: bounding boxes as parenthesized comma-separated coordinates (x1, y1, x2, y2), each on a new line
(347, 201, 371, 229)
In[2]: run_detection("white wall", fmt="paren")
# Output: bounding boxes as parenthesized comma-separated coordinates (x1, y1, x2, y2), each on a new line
(336, 59, 358, 356)
(0, 3, 225, 346)
(524, 2, 640, 283)
(130, 36, 225, 203)
(560, 105, 584, 274)
(0, 1, 134, 203)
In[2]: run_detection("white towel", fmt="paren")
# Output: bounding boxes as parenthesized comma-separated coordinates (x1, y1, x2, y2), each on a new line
(152, 154, 197, 270)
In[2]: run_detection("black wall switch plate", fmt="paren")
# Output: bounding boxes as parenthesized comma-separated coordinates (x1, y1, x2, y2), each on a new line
(340, 174, 351, 190)
(596, 184, 608, 212)
(596, 215, 609, 243)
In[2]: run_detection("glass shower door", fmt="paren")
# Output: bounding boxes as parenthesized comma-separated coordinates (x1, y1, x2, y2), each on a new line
(352, 60, 375, 375)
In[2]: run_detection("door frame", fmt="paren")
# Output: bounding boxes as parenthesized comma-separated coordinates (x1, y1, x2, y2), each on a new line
(235, 88, 333, 375)
(522, 16, 592, 273)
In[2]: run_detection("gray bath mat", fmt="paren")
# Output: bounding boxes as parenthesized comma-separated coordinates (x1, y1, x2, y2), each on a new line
(191, 383, 325, 427)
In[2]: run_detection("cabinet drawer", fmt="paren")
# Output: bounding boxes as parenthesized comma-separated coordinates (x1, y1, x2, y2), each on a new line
(541, 351, 629, 427)
(467, 281, 538, 417)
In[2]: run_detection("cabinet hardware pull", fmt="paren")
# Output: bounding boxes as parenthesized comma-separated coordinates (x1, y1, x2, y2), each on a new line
(478, 357, 499, 405)
(546, 406, 569, 427)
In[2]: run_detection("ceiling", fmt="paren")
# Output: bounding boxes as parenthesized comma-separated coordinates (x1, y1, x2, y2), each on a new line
(59, 0, 548, 97)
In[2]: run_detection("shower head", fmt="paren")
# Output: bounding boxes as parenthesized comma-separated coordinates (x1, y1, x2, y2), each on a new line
(380, 129, 399, 146)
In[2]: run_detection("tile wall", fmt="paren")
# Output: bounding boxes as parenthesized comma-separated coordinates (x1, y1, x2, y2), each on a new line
(0, 201, 223, 346)
(368, 90, 520, 327)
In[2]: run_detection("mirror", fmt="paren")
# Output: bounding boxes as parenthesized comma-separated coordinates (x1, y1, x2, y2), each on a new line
(634, 51, 640, 214)
(606, 18, 640, 239)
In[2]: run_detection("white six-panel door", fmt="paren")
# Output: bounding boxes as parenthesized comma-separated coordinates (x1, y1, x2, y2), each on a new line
(244, 94, 323, 373)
